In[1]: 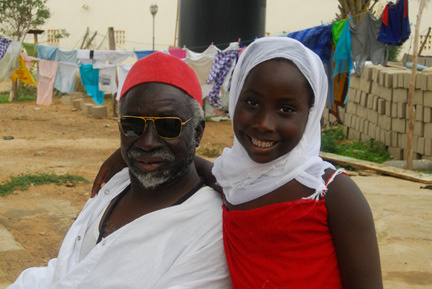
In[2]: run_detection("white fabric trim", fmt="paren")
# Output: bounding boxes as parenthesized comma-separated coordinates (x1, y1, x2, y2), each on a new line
(212, 37, 335, 205)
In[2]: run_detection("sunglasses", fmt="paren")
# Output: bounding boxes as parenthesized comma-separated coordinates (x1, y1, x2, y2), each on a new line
(118, 116, 193, 139)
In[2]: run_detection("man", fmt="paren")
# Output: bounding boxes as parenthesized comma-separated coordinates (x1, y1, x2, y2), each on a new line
(9, 52, 231, 289)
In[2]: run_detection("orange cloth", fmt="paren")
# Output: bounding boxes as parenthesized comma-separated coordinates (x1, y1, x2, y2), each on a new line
(11, 55, 36, 85)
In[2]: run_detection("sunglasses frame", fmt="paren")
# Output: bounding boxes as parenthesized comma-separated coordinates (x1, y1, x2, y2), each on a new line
(118, 116, 193, 139)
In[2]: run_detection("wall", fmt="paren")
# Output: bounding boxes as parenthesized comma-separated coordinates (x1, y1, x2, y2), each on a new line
(322, 59, 432, 161)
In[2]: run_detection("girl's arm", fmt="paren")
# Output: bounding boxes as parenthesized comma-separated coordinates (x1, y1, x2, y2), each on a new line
(194, 155, 217, 190)
(325, 173, 383, 289)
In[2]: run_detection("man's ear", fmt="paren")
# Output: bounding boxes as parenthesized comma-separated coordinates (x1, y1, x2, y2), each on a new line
(194, 120, 205, 147)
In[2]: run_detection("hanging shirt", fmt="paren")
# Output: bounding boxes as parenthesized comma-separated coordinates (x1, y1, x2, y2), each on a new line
(55, 62, 80, 94)
(11, 54, 37, 85)
(287, 24, 333, 64)
(116, 64, 132, 101)
(93, 63, 118, 94)
(22, 42, 37, 57)
(77, 49, 106, 65)
(378, 0, 410, 46)
(8, 168, 231, 289)
(36, 45, 57, 60)
(206, 49, 238, 108)
(0, 37, 12, 60)
(186, 45, 220, 85)
(0, 40, 22, 82)
(100, 50, 135, 64)
(79, 64, 105, 105)
(350, 12, 388, 75)
(37, 59, 58, 106)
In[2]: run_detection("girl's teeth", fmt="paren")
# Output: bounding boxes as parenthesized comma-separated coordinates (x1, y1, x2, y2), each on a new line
(251, 138, 274, 148)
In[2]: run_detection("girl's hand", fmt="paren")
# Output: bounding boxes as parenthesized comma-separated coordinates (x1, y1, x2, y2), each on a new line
(91, 148, 126, 197)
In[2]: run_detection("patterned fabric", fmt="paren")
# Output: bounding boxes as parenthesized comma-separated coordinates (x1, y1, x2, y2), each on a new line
(0, 37, 12, 60)
(206, 49, 238, 108)
(287, 24, 333, 64)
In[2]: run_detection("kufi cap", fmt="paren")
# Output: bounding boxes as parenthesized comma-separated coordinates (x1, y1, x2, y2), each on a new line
(120, 52, 202, 105)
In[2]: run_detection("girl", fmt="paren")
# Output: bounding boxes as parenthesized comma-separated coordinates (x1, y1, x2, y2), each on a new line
(93, 37, 383, 289)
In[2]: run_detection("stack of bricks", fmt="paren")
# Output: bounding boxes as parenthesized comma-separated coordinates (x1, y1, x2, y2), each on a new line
(340, 65, 432, 160)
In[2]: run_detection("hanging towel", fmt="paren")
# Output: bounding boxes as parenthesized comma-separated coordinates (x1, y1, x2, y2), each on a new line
(169, 48, 187, 59)
(11, 54, 37, 85)
(186, 45, 220, 85)
(350, 12, 388, 74)
(0, 37, 12, 60)
(36, 45, 57, 60)
(55, 62, 80, 93)
(22, 42, 37, 57)
(378, 0, 410, 46)
(206, 49, 238, 108)
(287, 24, 333, 64)
(37, 59, 58, 106)
(0, 40, 22, 82)
(116, 64, 132, 101)
(79, 64, 105, 105)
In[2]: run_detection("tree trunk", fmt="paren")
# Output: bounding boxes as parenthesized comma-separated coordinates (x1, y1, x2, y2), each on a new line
(8, 80, 18, 102)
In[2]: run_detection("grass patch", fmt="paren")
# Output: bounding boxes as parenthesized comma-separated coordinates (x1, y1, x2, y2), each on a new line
(197, 144, 224, 158)
(0, 84, 37, 103)
(0, 173, 90, 197)
(321, 126, 390, 163)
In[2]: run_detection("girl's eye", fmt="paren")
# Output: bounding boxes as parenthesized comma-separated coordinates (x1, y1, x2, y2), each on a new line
(246, 99, 259, 107)
(280, 105, 294, 113)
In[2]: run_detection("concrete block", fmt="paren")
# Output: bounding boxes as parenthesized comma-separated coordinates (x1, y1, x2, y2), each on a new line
(70, 92, 84, 99)
(359, 118, 365, 133)
(375, 126, 381, 141)
(378, 70, 386, 86)
(415, 105, 424, 121)
(359, 78, 372, 94)
(413, 90, 424, 105)
(398, 133, 407, 149)
(72, 98, 84, 110)
(355, 116, 361, 131)
(368, 122, 377, 138)
(361, 65, 373, 80)
(367, 93, 374, 109)
(343, 126, 349, 137)
(391, 102, 398, 118)
(360, 92, 368, 107)
(350, 75, 361, 89)
(377, 98, 386, 115)
(91, 105, 108, 119)
(361, 133, 371, 142)
(415, 74, 422, 89)
(367, 109, 379, 124)
(384, 71, 396, 88)
(414, 121, 424, 137)
(391, 132, 399, 147)
(392, 118, 406, 133)
(381, 86, 393, 102)
(424, 106, 432, 123)
(357, 105, 368, 119)
(425, 139, 432, 156)
(61, 95, 71, 105)
(393, 88, 408, 103)
(424, 91, 432, 107)
(346, 102, 357, 114)
(378, 114, 392, 131)
(418, 73, 429, 91)
(344, 114, 352, 127)
(427, 74, 432, 91)
(417, 137, 425, 154)
(372, 95, 379, 110)
(371, 81, 381, 96)
(351, 115, 358, 128)
(363, 120, 369, 135)
(397, 102, 407, 118)
(403, 72, 412, 89)
(385, 101, 392, 117)
(424, 123, 432, 139)
(83, 103, 94, 115)
(347, 88, 357, 103)
(393, 73, 401, 88)
(372, 67, 380, 82)
(384, 129, 391, 146)
(426, 58, 432, 68)
(388, 147, 404, 160)
(348, 128, 360, 140)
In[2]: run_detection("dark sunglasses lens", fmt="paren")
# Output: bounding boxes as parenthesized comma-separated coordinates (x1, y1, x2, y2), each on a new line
(154, 118, 182, 138)
(121, 117, 145, 137)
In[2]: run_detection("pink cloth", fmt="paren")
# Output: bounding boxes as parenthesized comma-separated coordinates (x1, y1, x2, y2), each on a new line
(168, 48, 187, 59)
(37, 59, 58, 106)
(21, 53, 39, 68)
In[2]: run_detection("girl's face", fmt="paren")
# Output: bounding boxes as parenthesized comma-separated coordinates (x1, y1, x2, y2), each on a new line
(233, 59, 312, 164)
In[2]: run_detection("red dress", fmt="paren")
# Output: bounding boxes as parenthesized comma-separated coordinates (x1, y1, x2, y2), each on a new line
(223, 198, 343, 289)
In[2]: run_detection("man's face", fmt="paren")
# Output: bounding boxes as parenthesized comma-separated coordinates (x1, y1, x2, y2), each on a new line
(119, 83, 200, 189)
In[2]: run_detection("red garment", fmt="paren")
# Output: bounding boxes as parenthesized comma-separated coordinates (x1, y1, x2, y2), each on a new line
(223, 199, 343, 289)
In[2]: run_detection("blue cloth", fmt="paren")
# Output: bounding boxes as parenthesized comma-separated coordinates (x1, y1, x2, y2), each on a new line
(54, 49, 78, 93)
(79, 64, 105, 105)
(287, 24, 333, 64)
(134, 50, 155, 59)
(378, 0, 410, 46)
(36, 45, 57, 60)
(0, 37, 12, 60)
(207, 49, 238, 108)
(333, 20, 353, 105)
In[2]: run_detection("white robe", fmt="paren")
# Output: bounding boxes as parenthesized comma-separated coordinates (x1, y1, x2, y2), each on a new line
(9, 168, 231, 289)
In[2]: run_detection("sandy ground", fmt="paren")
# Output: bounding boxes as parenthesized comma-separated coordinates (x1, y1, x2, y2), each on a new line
(0, 95, 431, 288)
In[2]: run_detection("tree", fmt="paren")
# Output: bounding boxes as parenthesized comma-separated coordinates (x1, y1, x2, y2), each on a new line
(0, 0, 50, 101)
(0, 0, 50, 41)
(336, 0, 379, 24)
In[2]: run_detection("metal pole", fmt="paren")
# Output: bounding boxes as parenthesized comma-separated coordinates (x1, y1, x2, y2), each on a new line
(152, 14, 155, 50)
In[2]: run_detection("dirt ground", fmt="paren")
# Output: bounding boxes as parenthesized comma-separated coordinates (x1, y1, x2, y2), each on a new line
(0, 93, 431, 288)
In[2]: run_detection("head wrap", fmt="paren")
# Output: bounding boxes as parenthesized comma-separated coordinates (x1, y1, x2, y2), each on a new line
(212, 37, 334, 205)
(120, 52, 202, 105)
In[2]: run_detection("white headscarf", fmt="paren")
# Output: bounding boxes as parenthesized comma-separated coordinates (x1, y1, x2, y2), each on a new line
(212, 37, 334, 205)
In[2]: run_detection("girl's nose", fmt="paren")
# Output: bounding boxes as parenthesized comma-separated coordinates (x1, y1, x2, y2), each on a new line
(252, 111, 276, 132)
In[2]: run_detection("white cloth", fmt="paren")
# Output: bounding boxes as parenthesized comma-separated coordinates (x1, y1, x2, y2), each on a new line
(116, 64, 132, 100)
(93, 63, 118, 94)
(0, 40, 21, 82)
(9, 168, 231, 289)
(212, 37, 334, 205)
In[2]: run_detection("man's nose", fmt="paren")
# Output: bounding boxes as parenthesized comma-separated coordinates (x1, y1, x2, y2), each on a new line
(135, 120, 164, 150)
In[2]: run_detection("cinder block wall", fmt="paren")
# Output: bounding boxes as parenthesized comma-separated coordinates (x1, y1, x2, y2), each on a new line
(322, 64, 432, 161)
